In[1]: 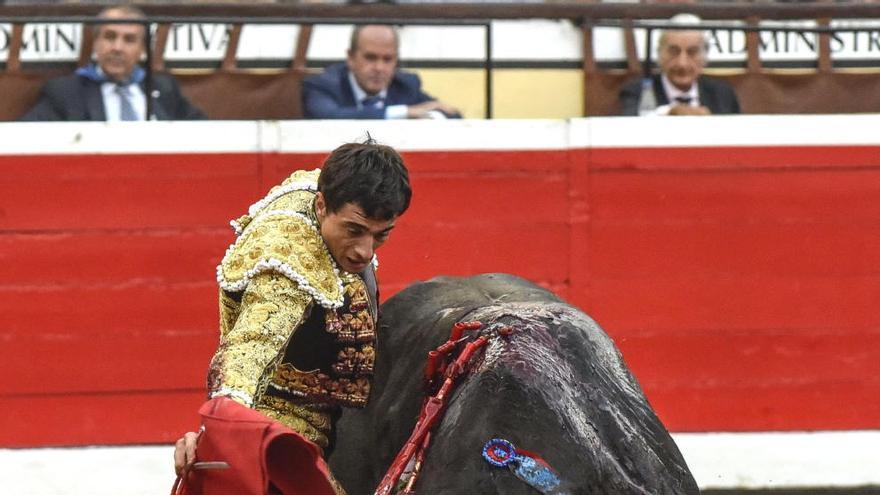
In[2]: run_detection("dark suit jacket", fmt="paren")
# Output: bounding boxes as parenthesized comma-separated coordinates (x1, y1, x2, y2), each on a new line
(619, 75, 741, 116)
(21, 71, 205, 121)
(303, 63, 451, 119)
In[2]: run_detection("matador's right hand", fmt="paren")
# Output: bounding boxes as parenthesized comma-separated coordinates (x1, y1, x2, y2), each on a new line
(173, 431, 200, 476)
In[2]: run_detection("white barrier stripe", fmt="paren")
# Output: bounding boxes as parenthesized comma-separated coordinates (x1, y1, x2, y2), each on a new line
(3, 116, 880, 156)
(0, 431, 877, 494)
(271, 119, 570, 152)
(0, 121, 262, 155)
(577, 114, 880, 149)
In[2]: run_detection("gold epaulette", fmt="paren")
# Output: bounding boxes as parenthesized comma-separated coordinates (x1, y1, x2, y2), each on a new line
(230, 169, 322, 235)
(216, 169, 344, 309)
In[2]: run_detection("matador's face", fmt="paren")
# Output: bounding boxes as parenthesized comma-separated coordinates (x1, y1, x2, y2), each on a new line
(315, 194, 397, 274)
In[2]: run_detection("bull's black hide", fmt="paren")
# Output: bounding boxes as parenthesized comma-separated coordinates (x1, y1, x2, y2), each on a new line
(329, 273, 699, 494)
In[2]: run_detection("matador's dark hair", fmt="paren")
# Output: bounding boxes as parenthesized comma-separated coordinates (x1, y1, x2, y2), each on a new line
(318, 136, 411, 220)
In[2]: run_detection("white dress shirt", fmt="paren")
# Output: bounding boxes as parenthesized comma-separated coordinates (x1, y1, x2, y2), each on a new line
(652, 75, 700, 116)
(101, 81, 147, 122)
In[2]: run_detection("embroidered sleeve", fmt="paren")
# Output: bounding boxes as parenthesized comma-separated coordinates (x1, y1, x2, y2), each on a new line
(208, 272, 313, 406)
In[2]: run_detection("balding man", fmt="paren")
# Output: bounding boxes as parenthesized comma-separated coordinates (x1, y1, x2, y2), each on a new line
(303, 24, 460, 119)
(22, 5, 204, 121)
(619, 14, 740, 116)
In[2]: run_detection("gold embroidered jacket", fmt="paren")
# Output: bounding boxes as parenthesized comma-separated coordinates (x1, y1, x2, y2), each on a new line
(207, 169, 378, 449)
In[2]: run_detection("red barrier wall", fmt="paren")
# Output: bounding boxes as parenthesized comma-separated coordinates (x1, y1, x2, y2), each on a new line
(2, 120, 878, 447)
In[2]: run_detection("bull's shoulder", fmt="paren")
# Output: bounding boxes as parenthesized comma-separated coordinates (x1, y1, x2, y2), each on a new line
(386, 273, 562, 313)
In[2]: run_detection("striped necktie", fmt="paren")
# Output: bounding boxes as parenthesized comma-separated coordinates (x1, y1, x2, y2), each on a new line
(115, 84, 138, 121)
(362, 95, 385, 109)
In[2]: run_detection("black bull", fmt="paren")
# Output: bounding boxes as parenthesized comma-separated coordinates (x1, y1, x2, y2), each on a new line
(329, 273, 699, 494)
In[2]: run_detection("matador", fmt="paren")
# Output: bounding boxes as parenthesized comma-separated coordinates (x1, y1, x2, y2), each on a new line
(174, 140, 412, 495)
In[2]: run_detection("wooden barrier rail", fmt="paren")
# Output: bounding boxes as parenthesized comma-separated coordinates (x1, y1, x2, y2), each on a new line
(3, 3, 880, 119)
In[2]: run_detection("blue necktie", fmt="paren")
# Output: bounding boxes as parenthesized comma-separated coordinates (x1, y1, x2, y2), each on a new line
(116, 84, 138, 121)
(362, 95, 385, 109)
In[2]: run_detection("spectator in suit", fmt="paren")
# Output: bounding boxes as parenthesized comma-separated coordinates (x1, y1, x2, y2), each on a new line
(302, 24, 460, 119)
(619, 14, 740, 116)
(21, 5, 204, 122)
